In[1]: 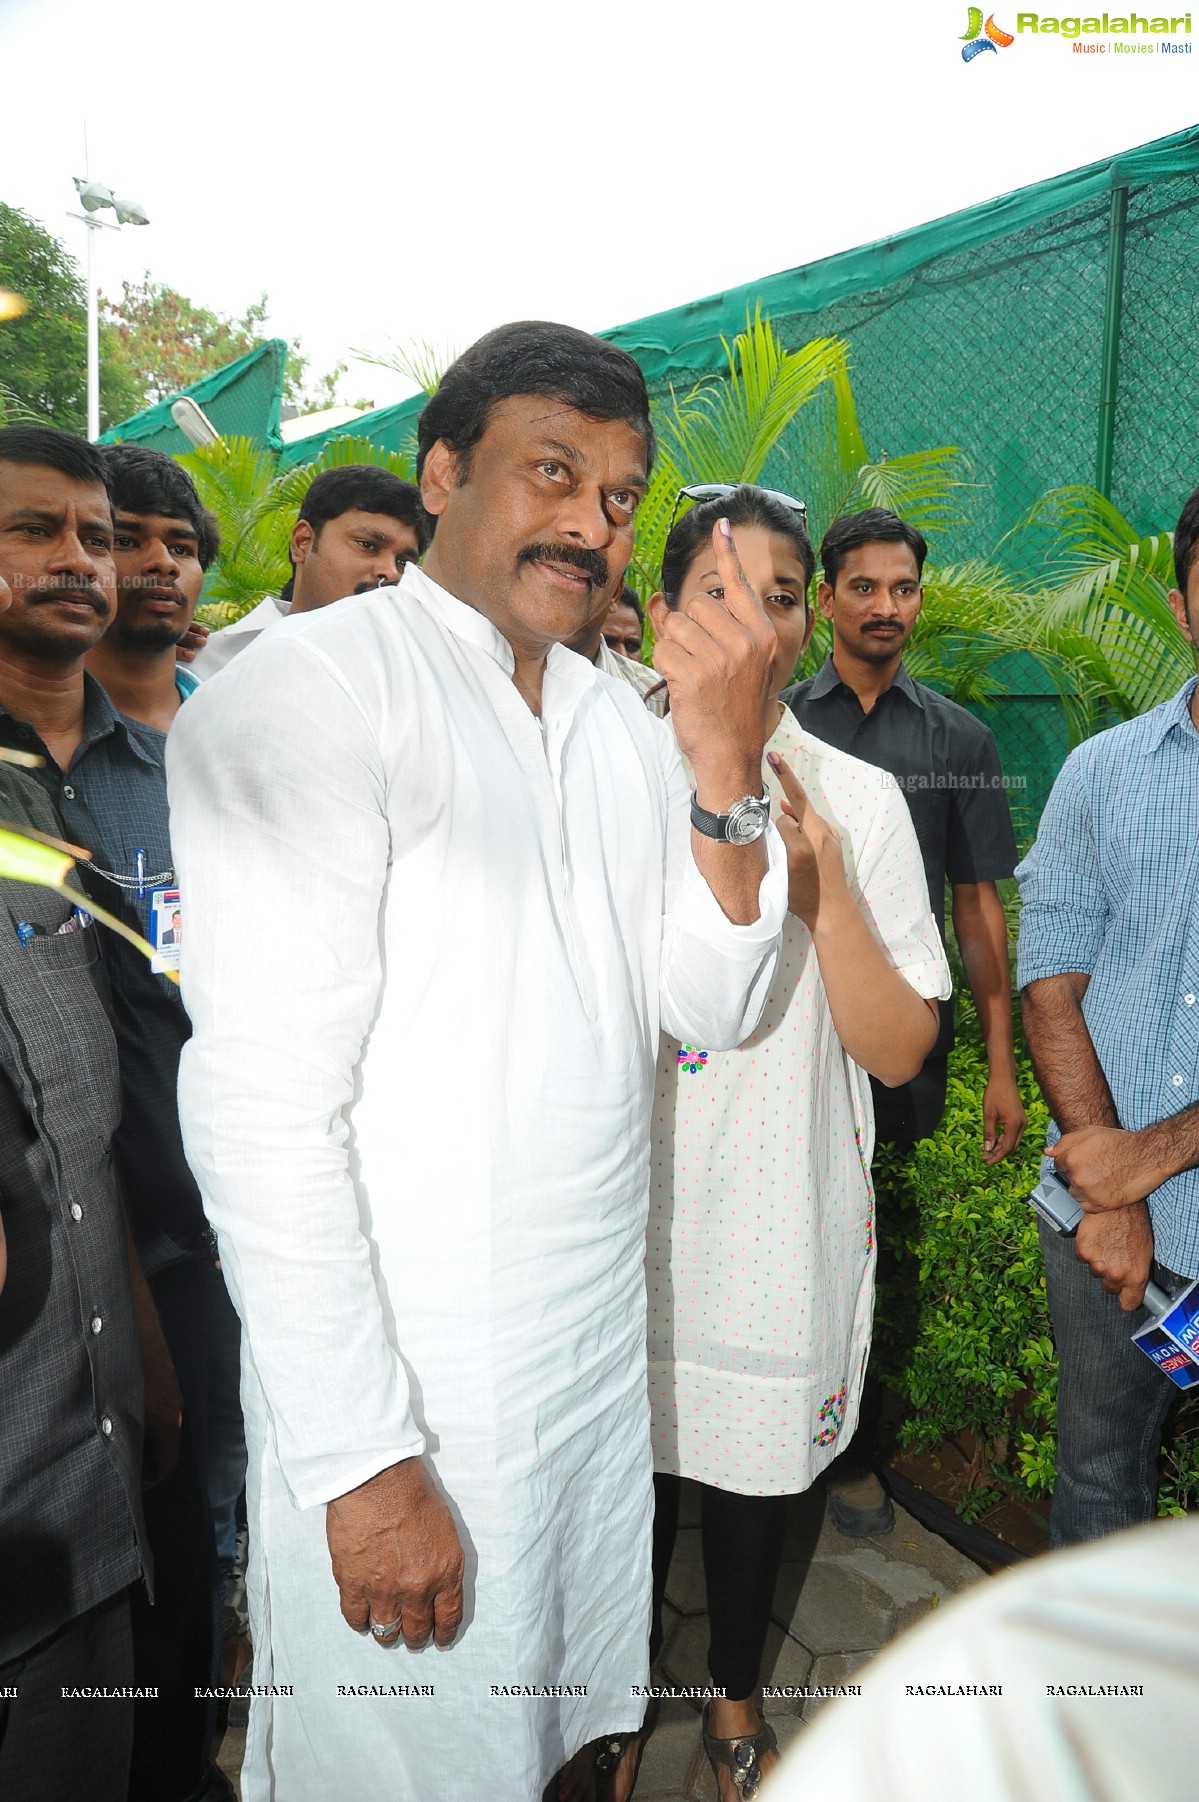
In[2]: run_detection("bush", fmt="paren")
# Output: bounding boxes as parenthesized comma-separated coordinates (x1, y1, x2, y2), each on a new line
(873, 1035, 1199, 1517)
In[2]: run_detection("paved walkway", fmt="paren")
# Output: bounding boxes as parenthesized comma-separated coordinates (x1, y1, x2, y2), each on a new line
(215, 1477, 983, 1799)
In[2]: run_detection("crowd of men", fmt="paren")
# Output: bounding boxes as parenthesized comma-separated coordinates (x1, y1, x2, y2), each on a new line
(0, 316, 1197, 1802)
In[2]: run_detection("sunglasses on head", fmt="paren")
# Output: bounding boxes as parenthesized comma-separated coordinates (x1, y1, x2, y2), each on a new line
(667, 482, 809, 540)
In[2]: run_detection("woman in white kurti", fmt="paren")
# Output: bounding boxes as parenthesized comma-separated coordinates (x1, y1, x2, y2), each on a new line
(642, 488, 949, 1799)
(167, 558, 787, 1802)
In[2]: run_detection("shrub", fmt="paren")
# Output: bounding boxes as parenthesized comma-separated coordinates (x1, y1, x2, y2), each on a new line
(872, 1035, 1197, 1516)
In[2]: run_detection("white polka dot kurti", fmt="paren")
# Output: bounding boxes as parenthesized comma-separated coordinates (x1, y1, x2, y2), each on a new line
(648, 708, 951, 1495)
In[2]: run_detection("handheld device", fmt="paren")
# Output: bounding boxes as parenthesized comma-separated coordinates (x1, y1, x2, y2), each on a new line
(1028, 1168, 1084, 1236)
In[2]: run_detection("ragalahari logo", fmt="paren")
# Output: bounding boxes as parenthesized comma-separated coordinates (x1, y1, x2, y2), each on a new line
(961, 8, 1016, 56)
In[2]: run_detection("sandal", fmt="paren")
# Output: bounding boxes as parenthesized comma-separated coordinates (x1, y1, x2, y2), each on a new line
(701, 1701, 778, 1800)
(594, 1696, 660, 1802)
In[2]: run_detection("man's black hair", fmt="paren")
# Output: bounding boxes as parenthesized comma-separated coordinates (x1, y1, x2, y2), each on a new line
(102, 443, 220, 569)
(0, 424, 112, 494)
(615, 582, 644, 628)
(1173, 483, 1199, 596)
(298, 465, 433, 556)
(660, 485, 815, 606)
(820, 507, 928, 590)
(416, 321, 655, 483)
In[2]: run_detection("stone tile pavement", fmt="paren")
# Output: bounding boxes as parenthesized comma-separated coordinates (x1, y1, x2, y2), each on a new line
(215, 1477, 983, 1800)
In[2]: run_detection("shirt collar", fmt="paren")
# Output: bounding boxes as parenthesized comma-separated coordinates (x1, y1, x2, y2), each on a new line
(1145, 677, 1199, 751)
(809, 653, 924, 710)
(0, 672, 161, 767)
(401, 563, 517, 676)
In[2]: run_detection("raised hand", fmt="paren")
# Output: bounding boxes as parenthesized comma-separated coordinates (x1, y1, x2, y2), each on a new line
(768, 750, 847, 930)
(652, 519, 776, 807)
(326, 1455, 466, 1651)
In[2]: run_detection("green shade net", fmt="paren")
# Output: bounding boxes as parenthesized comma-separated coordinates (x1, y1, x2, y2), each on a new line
(98, 338, 288, 456)
(600, 125, 1199, 829)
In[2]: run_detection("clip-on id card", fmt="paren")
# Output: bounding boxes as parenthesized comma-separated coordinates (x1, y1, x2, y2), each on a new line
(149, 887, 182, 976)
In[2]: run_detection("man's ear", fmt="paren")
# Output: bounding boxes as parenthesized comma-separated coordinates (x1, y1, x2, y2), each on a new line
(817, 580, 835, 621)
(420, 440, 458, 519)
(290, 519, 315, 567)
(799, 596, 817, 658)
(1169, 587, 1195, 647)
(647, 592, 672, 640)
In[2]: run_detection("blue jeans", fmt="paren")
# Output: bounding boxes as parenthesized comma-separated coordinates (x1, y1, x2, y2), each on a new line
(1039, 1218, 1182, 1547)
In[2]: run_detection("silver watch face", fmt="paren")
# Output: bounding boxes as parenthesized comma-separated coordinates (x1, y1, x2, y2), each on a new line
(726, 797, 769, 844)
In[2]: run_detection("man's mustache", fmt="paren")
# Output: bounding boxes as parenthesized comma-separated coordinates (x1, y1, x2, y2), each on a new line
(518, 542, 609, 591)
(30, 582, 109, 613)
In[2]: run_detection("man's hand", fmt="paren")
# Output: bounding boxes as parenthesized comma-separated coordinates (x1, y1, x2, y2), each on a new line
(769, 752, 846, 931)
(652, 519, 775, 805)
(142, 1338, 183, 1488)
(1074, 1200, 1154, 1311)
(982, 1069, 1026, 1165)
(1051, 1124, 1158, 1212)
(326, 1456, 465, 1651)
(175, 620, 210, 665)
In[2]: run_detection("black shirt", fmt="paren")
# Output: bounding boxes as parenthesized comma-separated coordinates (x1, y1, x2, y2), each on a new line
(784, 656, 1018, 1141)
(0, 677, 205, 1273)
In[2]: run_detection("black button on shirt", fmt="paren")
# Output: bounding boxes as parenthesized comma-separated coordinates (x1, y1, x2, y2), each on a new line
(784, 657, 1018, 1141)
(0, 677, 205, 1273)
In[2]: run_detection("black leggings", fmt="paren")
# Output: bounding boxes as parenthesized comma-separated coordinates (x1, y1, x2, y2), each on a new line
(650, 1473, 790, 1700)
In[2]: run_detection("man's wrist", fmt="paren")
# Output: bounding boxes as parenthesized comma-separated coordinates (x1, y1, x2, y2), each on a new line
(691, 762, 765, 815)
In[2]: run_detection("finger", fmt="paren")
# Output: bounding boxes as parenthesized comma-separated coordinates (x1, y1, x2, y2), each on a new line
(766, 751, 810, 816)
(779, 799, 799, 823)
(398, 1593, 435, 1650)
(432, 1575, 464, 1648)
(338, 1585, 370, 1633)
(711, 518, 767, 624)
(656, 606, 731, 665)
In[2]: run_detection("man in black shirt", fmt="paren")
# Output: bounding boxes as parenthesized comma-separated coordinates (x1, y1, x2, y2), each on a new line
(785, 507, 1024, 1533)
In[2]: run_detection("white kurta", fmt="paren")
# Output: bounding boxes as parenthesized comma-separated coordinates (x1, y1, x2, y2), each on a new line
(649, 708, 950, 1495)
(167, 565, 787, 1802)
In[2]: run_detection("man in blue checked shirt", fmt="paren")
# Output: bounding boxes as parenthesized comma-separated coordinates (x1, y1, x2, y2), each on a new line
(1018, 481, 1199, 1546)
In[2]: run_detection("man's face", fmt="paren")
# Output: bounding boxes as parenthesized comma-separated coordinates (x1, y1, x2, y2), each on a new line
(420, 396, 648, 654)
(109, 509, 204, 651)
(819, 540, 923, 664)
(0, 461, 115, 660)
(602, 599, 643, 659)
(291, 509, 422, 610)
(1169, 562, 1199, 654)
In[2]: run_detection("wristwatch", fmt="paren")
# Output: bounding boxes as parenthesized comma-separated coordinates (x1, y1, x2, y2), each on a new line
(690, 789, 771, 844)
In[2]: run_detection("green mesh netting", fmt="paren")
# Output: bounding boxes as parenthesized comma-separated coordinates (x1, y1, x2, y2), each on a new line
(98, 338, 287, 456)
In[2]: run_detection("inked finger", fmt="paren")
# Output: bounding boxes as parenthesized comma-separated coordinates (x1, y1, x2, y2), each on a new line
(710, 518, 765, 620)
(766, 750, 809, 814)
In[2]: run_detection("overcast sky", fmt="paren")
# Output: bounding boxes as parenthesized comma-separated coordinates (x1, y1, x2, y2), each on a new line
(2, 0, 1196, 410)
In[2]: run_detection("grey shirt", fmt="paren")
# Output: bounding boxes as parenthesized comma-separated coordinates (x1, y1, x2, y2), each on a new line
(0, 767, 147, 1663)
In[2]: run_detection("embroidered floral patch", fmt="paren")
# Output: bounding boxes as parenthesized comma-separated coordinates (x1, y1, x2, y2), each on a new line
(811, 1384, 848, 1447)
(677, 1046, 708, 1074)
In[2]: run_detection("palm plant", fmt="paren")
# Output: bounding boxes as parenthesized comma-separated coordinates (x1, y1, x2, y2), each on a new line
(178, 434, 416, 626)
(1002, 485, 1188, 720)
(627, 308, 971, 606)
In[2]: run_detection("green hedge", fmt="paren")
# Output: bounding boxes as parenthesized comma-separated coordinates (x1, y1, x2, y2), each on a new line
(872, 1036, 1199, 1518)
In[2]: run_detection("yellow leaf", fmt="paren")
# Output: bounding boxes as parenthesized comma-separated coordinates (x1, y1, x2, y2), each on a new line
(0, 827, 73, 888)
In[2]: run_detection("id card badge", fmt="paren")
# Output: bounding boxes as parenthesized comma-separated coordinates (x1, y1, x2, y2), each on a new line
(149, 886, 182, 975)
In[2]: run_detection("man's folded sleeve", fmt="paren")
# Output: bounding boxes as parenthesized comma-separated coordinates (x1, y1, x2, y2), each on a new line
(1015, 750, 1110, 988)
(656, 732, 787, 1052)
(167, 639, 426, 1510)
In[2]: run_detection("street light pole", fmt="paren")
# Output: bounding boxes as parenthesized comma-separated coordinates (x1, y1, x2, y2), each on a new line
(69, 178, 150, 442)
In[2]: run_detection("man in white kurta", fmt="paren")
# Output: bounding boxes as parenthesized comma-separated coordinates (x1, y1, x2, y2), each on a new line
(167, 327, 788, 1802)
